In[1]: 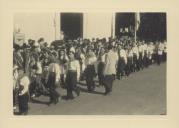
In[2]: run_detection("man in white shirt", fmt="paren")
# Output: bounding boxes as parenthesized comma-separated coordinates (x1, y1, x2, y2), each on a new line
(163, 41, 167, 62)
(132, 43, 140, 71)
(138, 42, 144, 69)
(117, 45, 127, 80)
(143, 42, 149, 67)
(97, 47, 106, 86)
(147, 42, 155, 65)
(157, 42, 164, 65)
(85, 48, 97, 92)
(65, 51, 81, 99)
(47, 55, 61, 105)
(103, 45, 118, 95)
(59, 49, 69, 87)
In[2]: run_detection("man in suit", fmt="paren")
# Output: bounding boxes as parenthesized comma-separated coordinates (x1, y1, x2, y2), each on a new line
(103, 45, 118, 95)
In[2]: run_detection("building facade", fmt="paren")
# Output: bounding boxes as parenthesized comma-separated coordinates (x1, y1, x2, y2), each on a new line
(14, 12, 118, 44)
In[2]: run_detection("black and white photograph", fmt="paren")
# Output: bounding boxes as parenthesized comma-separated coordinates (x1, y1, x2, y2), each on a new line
(13, 12, 167, 115)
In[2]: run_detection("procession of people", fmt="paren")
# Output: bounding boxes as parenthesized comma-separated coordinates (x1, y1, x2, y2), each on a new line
(13, 36, 167, 115)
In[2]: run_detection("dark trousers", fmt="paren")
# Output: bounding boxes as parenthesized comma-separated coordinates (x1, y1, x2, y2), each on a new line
(98, 62, 105, 85)
(18, 93, 29, 114)
(29, 74, 47, 97)
(85, 65, 96, 91)
(47, 72, 60, 104)
(103, 75, 115, 93)
(35, 74, 47, 94)
(153, 53, 157, 63)
(125, 57, 133, 76)
(117, 59, 126, 79)
(60, 74, 66, 88)
(163, 52, 167, 62)
(66, 71, 80, 98)
(143, 54, 148, 68)
(157, 54, 162, 65)
(139, 53, 143, 69)
(13, 88, 19, 107)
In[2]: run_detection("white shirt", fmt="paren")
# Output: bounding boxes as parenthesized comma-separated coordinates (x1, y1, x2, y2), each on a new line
(13, 70, 19, 90)
(70, 47, 75, 53)
(104, 50, 118, 75)
(48, 63, 61, 83)
(120, 49, 127, 64)
(36, 62, 42, 74)
(19, 76, 30, 95)
(147, 45, 153, 59)
(98, 53, 106, 63)
(138, 45, 144, 56)
(158, 43, 164, 55)
(127, 50, 133, 58)
(132, 46, 139, 59)
(164, 42, 167, 53)
(85, 56, 97, 65)
(67, 60, 80, 80)
(143, 44, 148, 51)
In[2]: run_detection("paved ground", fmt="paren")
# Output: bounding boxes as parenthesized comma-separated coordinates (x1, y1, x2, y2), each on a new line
(27, 63, 166, 115)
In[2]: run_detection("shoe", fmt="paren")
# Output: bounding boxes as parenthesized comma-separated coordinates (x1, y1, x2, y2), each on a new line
(31, 94, 36, 98)
(54, 100, 58, 104)
(76, 89, 80, 96)
(66, 95, 74, 100)
(47, 100, 53, 106)
(88, 88, 94, 92)
(104, 90, 111, 96)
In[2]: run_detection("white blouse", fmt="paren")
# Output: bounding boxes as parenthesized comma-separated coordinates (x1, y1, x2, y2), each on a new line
(48, 63, 61, 83)
(67, 60, 80, 80)
(19, 76, 30, 95)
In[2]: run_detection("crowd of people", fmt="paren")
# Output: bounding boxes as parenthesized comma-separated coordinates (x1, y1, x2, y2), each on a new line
(13, 36, 167, 115)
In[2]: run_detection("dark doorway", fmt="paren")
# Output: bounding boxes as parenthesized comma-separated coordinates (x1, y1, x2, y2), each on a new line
(60, 13, 83, 40)
(138, 13, 167, 41)
(115, 13, 135, 38)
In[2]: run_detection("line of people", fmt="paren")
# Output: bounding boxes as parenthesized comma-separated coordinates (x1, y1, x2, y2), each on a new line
(13, 37, 167, 115)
